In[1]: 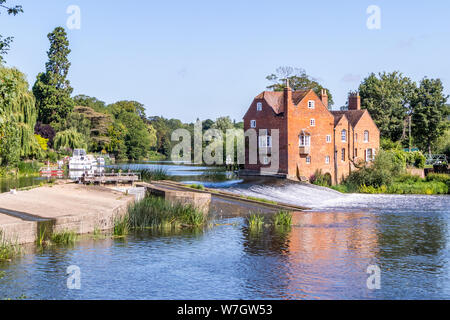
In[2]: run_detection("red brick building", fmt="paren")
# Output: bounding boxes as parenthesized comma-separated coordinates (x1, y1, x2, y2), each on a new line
(243, 84, 380, 184)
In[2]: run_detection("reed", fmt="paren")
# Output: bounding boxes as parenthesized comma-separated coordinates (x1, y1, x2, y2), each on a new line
(0, 230, 22, 262)
(50, 230, 78, 245)
(113, 215, 130, 237)
(139, 167, 169, 182)
(127, 196, 206, 230)
(247, 214, 265, 230)
(272, 211, 293, 227)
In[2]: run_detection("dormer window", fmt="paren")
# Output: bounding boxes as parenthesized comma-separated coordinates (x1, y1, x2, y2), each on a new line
(308, 100, 315, 109)
(250, 120, 256, 128)
(256, 102, 263, 111)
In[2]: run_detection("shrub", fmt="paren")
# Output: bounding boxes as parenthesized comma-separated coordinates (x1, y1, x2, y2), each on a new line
(406, 151, 426, 169)
(426, 173, 450, 189)
(310, 169, 332, 187)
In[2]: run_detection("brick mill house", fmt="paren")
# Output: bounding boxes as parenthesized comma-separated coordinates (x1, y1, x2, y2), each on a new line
(243, 83, 380, 184)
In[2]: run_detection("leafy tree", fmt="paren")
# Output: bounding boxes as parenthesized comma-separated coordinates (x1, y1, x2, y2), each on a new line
(33, 27, 74, 125)
(53, 128, 87, 151)
(266, 66, 334, 106)
(0, 65, 39, 165)
(108, 100, 146, 119)
(73, 94, 106, 112)
(0, 0, 23, 63)
(34, 121, 56, 148)
(411, 78, 449, 154)
(358, 71, 416, 142)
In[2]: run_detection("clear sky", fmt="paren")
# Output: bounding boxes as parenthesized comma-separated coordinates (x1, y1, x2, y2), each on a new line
(1, 0, 449, 122)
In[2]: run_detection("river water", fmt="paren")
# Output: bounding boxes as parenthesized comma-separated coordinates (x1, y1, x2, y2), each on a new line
(1, 162, 449, 299)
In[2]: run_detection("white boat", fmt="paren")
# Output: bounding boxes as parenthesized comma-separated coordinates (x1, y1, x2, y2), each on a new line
(69, 149, 104, 180)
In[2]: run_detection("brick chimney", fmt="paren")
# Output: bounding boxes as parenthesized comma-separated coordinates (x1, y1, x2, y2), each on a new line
(320, 89, 328, 109)
(348, 92, 361, 110)
(283, 79, 292, 114)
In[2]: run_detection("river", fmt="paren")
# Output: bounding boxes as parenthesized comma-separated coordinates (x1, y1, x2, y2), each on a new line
(1, 162, 449, 299)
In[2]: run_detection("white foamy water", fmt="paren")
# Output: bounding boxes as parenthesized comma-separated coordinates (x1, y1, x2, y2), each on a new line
(224, 182, 450, 213)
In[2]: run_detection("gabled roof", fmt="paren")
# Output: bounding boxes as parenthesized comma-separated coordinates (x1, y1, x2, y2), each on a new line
(254, 90, 309, 114)
(331, 110, 366, 128)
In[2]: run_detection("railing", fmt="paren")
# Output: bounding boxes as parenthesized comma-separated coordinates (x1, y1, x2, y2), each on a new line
(426, 154, 448, 166)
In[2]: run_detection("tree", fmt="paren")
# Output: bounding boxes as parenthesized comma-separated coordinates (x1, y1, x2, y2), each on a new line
(266, 66, 334, 106)
(33, 27, 74, 125)
(0, 0, 23, 63)
(0, 65, 40, 165)
(358, 71, 416, 142)
(411, 78, 449, 154)
(73, 95, 106, 112)
(53, 128, 87, 152)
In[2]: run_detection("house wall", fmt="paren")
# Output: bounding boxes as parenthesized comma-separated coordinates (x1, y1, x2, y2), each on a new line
(286, 91, 335, 181)
(353, 112, 380, 164)
(334, 117, 351, 183)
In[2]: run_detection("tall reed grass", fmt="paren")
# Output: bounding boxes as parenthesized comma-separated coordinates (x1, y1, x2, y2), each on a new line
(0, 230, 22, 262)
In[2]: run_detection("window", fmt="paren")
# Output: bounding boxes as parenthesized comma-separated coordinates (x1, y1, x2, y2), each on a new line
(262, 156, 270, 165)
(364, 130, 369, 143)
(366, 148, 376, 162)
(256, 102, 262, 111)
(326, 135, 332, 143)
(306, 156, 311, 164)
(341, 148, 346, 161)
(259, 135, 272, 148)
(355, 133, 358, 142)
(325, 156, 330, 164)
(341, 129, 347, 142)
(308, 100, 315, 109)
(355, 148, 358, 157)
(250, 120, 256, 128)
(310, 119, 316, 127)
(299, 134, 311, 147)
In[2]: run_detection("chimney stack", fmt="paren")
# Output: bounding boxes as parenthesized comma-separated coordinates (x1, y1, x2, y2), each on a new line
(283, 79, 292, 113)
(348, 92, 361, 110)
(320, 89, 329, 109)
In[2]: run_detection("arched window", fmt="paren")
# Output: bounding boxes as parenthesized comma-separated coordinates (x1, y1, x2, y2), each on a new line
(341, 148, 346, 161)
(341, 129, 347, 142)
(364, 130, 369, 143)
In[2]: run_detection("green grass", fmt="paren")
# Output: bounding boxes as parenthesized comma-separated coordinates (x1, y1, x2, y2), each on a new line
(272, 211, 293, 227)
(113, 215, 130, 237)
(244, 196, 277, 205)
(139, 167, 169, 182)
(50, 230, 78, 245)
(247, 214, 265, 230)
(0, 230, 22, 262)
(127, 196, 206, 230)
(188, 184, 205, 191)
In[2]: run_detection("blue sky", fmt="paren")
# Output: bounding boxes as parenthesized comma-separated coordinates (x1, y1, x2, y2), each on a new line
(1, 0, 449, 122)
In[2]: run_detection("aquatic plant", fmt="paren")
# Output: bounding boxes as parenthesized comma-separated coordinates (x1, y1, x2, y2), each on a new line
(0, 230, 22, 262)
(272, 211, 293, 227)
(113, 215, 130, 237)
(138, 167, 169, 182)
(50, 230, 78, 245)
(247, 214, 265, 230)
(127, 196, 206, 230)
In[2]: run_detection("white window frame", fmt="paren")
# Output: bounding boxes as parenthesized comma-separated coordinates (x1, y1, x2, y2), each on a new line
(326, 135, 332, 143)
(256, 102, 263, 111)
(341, 130, 347, 142)
(366, 148, 375, 162)
(306, 156, 311, 164)
(325, 156, 330, 164)
(310, 119, 316, 127)
(250, 120, 256, 128)
(308, 100, 315, 109)
(341, 148, 346, 162)
(299, 134, 311, 147)
(364, 130, 369, 143)
(259, 135, 272, 148)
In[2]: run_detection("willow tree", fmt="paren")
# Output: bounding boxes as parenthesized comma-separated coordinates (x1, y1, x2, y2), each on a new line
(53, 128, 87, 152)
(0, 65, 40, 166)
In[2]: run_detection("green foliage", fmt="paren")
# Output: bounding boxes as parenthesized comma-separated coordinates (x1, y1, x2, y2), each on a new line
(73, 94, 106, 112)
(272, 211, 293, 227)
(406, 151, 426, 169)
(411, 78, 449, 154)
(188, 184, 205, 191)
(247, 214, 264, 230)
(50, 230, 78, 245)
(113, 215, 129, 237)
(138, 167, 169, 181)
(33, 27, 74, 125)
(0, 66, 39, 165)
(310, 169, 332, 187)
(266, 66, 334, 106)
(34, 134, 48, 151)
(53, 128, 87, 151)
(426, 173, 450, 189)
(0, 230, 22, 262)
(127, 196, 206, 230)
(17, 160, 40, 175)
(245, 196, 277, 205)
(359, 71, 416, 142)
(380, 137, 402, 151)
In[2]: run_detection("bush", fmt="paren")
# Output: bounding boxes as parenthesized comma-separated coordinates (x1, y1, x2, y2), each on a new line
(406, 151, 426, 169)
(426, 173, 450, 189)
(310, 169, 332, 187)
